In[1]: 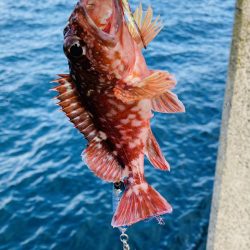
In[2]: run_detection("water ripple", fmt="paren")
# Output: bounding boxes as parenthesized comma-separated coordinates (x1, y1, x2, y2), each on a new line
(0, 0, 235, 249)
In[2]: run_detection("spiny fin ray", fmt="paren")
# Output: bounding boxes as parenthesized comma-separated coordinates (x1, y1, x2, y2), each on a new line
(128, 4, 163, 49)
(52, 74, 98, 141)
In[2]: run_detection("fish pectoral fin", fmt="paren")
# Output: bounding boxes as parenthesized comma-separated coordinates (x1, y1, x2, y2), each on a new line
(114, 71, 176, 103)
(52, 74, 98, 141)
(151, 91, 186, 113)
(146, 129, 170, 171)
(83, 139, 125, 183)
(128, 4, 163, 49)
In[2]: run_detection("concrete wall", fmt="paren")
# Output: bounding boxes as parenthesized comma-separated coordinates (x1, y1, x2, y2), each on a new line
(206, 0, 250, 249)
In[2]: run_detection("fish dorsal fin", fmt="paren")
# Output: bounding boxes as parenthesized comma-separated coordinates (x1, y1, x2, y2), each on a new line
(146, 129, 170, 171)
(52, 75, 125, 182)
(151, 91, 186, 113)
(127, 4, 163, 49)
(114, 70, 176, 103)
(52, 75, 98, 141)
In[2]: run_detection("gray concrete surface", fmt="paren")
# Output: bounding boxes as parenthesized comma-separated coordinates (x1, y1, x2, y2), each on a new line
(206, 0, 250, 249)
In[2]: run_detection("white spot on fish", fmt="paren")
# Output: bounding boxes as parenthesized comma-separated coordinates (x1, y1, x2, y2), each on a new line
(64, 81, 72, 92)
(87, 89, 94, 96)
(131, 106, 140, 112)
(119, 64, 125, 72)
(99, 77, 105, 83)
(130, 183, 149, 196)
(131, 120, 142, 127)
(131, 77, 141, 85)
(107, 155, 113, 161)
(112, 60, 121, 68)
(108, 99, 117, 105)
(115, 124, 123, 129)
(120, 119, 129, 125)
(131, 156, 144, 174)
(129, 142, 137, 149)
(126, 188, 133, 197)
(82, 46, 86, 55)
(112, 171, 117, 178)
(107, 109, 117, 117)
(137, 100, 151, 119)
(99, 131, 107, 140)
(141, 183, 148, 191)
(117, 104, 126, 111)
(93, 135, 101, 142)
(95, 143, 102, 149)
(127, 114, 136, 119)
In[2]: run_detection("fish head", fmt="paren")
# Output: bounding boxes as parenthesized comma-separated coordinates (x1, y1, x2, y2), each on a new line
(63, 0, 136, 80)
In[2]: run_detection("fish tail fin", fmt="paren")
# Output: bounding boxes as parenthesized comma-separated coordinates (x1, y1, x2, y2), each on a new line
(111, 182, 172, 227)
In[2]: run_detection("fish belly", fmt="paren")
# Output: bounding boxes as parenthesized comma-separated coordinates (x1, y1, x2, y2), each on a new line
(93, 92, 152, 165)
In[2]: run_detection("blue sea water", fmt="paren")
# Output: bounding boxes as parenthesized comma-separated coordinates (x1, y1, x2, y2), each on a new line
(0, 0, 235, 249)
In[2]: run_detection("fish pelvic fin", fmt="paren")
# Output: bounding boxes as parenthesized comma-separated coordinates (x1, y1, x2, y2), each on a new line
(114, 70, 176, 103)
(111, 182, 172, 227)
(151, 91, 185, 113)
(146, 129, 170, 171)
(128, 4, 163, 49)
(83, 138, 127, 183)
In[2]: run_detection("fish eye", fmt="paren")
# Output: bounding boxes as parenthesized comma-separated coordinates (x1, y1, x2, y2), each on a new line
(69, 41, 86, 58)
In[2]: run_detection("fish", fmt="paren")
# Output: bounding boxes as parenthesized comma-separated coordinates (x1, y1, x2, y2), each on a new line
(53, 0, 185, 227)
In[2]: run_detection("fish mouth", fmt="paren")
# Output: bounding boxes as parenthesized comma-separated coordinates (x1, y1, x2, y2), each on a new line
(77, 0, 122, 45)
(86, 0, 114, 33)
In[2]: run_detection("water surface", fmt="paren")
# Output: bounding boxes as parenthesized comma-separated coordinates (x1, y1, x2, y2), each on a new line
(0, 0, 235, 249)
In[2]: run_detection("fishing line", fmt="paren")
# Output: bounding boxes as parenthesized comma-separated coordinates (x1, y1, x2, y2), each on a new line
(113, 182, 131, 250)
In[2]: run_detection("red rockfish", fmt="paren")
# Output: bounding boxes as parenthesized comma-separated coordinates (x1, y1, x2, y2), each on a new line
(53, 0, 185, 227)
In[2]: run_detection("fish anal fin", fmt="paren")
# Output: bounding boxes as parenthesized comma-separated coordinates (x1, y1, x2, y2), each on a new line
(114, 71, 176, 103)
(151, 90, 185, 113)
(83, 138, 125, 182)
(52, 74, 98, 141)
(128, 4, 163, 49)
(146, 129, 170, 171)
